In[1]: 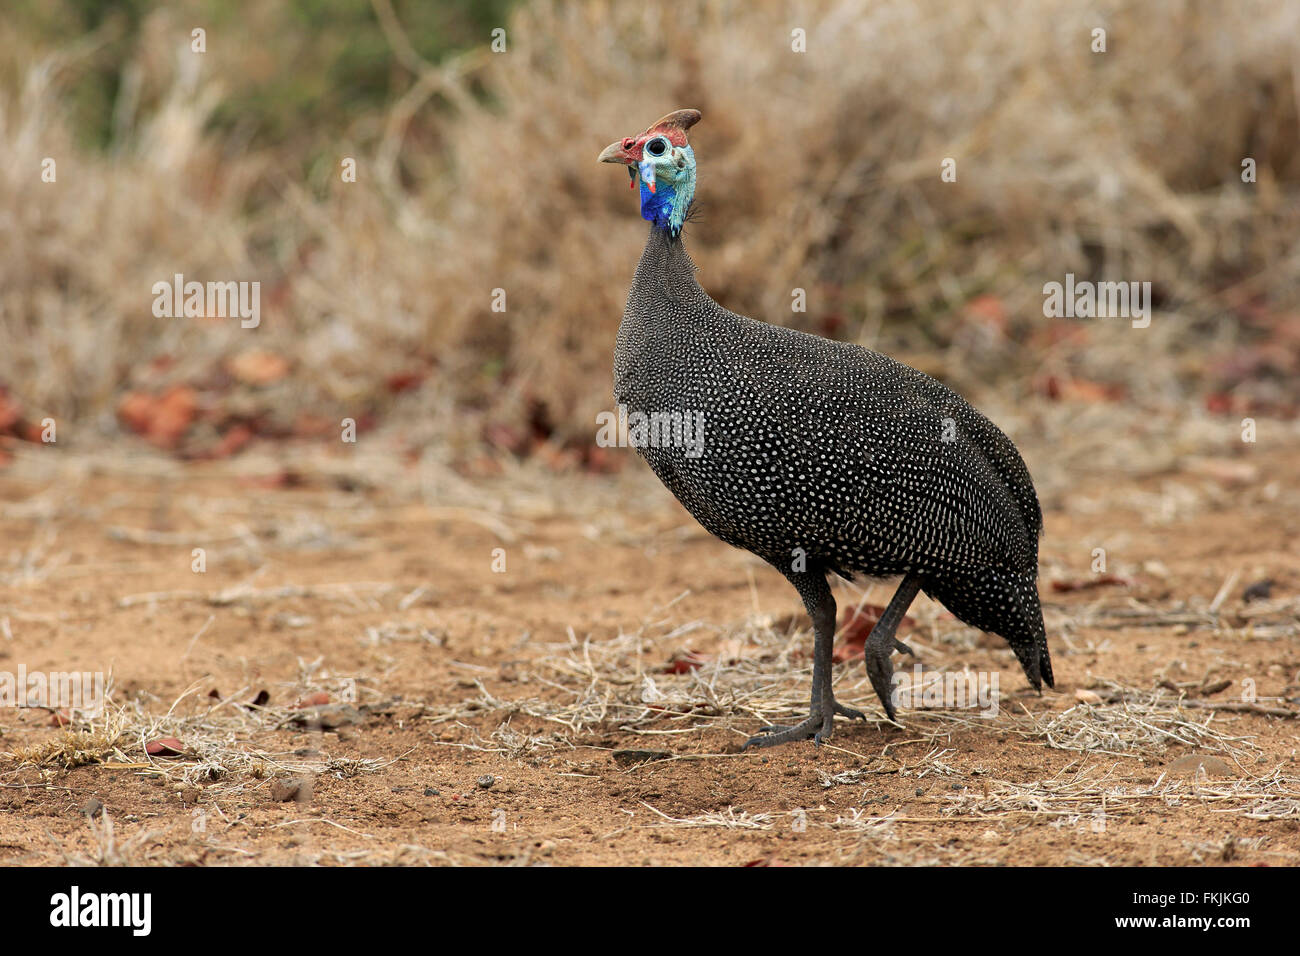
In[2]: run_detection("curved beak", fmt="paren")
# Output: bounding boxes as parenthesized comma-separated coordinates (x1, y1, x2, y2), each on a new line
(598, 140, 636, 165)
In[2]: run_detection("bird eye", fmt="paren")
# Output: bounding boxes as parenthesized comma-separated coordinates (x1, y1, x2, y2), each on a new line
(646, 138, 667, 156)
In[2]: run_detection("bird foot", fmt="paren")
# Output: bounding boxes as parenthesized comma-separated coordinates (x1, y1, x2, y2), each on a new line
(865, 632, 916, 722)
(742, 697, 863, 750)
(742, 713, 831, 750)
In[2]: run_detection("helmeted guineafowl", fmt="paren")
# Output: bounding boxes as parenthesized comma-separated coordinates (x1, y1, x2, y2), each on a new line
(599, 109, 1053, 749)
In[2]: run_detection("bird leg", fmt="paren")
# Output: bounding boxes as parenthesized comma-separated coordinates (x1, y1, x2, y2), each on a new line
(743, 573, 864, 750)
(864, 574, 922, 722)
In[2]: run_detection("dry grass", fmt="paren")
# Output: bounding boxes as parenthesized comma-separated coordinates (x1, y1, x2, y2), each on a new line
(2, 0, 1298, 454)
(9, 710, 131, 769)
(4, 674, 393, 798)
(45, 810, 171, 867)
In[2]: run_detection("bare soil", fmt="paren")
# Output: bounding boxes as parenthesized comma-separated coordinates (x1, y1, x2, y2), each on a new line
(1, 441, 1298, 866)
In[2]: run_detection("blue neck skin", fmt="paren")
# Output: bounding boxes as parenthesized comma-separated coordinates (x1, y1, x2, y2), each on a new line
(636, 146, 695, 237)
(639, 179, 680, 234)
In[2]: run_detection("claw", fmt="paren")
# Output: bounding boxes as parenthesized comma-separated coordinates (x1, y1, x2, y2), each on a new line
(742, 721, 817, 750)
(866, 639, 903, 722)
(742, 699, 849, 750)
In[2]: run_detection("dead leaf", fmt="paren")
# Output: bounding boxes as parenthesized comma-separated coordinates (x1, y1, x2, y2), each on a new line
(1037, 375, 1126, 403)
(661, 650, 708, 674)
(145, 737, 185, 757)
(117, 385, 197, 449)
(226, 349, 290, 386)
(834, 604, 915, 662)
(386, 370, 425, 393)
(1050, 574, 1133, 593)
(239, 689, 270, 711)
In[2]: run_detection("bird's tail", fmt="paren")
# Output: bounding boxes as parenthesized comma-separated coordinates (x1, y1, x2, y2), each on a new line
(926, 569, 1053, 691)
(1008, 575, 1053, 690)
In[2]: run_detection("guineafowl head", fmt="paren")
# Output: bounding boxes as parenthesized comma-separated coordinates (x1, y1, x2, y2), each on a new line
(598, 108, 700, 237)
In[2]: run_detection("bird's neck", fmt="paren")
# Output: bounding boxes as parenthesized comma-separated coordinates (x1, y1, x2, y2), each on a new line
(631, 224, 697, 301)
(616, 226, 702, 397)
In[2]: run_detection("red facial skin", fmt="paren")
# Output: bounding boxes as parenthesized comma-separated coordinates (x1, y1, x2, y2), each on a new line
(605, 128, 681, 166)
(598, 109, 701, 167)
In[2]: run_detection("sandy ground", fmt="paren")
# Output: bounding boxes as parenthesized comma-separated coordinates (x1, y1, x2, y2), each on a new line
(1, 428, 1298, 866)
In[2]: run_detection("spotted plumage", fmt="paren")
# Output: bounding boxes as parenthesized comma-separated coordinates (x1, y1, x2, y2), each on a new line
(600, 110, 1053, 748)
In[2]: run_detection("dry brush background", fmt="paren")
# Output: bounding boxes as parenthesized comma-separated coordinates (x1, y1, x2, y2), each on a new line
(2, 0, 1299, 455)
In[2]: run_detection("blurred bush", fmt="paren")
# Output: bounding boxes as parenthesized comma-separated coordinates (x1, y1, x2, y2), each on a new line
(1, 0, 1297, 463)
(4, 0, 513, 151)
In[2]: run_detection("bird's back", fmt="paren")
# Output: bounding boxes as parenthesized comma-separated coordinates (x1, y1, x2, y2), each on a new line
(615, 228, 1049, 675)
